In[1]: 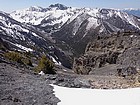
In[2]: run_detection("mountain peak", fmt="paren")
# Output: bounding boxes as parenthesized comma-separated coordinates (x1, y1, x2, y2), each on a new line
(49, 3, 68, 10)
(26, 6, 45, 12)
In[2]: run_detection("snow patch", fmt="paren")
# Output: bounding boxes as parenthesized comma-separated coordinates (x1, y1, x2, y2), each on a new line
(50, 56, 62, 65)
(130, 35, 134, 37)
(130, 35, 137, 38)
(52, 84, 140, 105)
(86, 17, 99, 31)
(38, 71, 45, 75)
(14, 43, 33, 52)
(32, 32, 41, 38)
(72, 13, 89, 35)
(63, 69, 67, 71)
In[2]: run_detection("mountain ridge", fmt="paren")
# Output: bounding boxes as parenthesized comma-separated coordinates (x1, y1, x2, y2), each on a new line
(123, 8, 140, 17)
(1, 4, 140, 67)
(0, 11, 72, 68)
(10, 5, 140, 34)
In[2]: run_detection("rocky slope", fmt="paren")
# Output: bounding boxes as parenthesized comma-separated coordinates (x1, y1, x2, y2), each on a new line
(0, 11, 72, 68)
(0, 62, 60, 105)
(73, 31, 140, 76)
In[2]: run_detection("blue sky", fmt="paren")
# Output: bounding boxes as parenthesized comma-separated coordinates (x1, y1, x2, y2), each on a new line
(0, 0, 140, 13)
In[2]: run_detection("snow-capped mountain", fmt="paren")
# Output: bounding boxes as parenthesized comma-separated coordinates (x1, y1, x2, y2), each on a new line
(0, 11, 72, 68)
(10, 4, 140, 34)
(9, 4, 140, 56)
(123, 8, 140, 17)
(10, 4, 73, 26)
(52, 8, 140, 55)
(0, 11, 48, 51)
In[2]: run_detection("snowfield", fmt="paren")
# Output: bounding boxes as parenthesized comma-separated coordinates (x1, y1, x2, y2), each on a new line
(52, 84, 140, 105)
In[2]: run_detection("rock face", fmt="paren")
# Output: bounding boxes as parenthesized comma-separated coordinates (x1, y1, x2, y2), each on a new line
(117, 48, 140, 69)
(117, 66, 137, 77)
(73, 31, 140, 75)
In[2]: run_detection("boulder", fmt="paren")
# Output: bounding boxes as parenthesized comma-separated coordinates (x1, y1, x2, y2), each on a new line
(117, 66, 137, 77)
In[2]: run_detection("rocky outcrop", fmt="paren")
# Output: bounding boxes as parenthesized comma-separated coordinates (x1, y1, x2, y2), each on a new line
(117, 48, 140, 69)
(117, 66, 137, 77)
(73, 31, 140, 75)
(73, 51, 120, 74)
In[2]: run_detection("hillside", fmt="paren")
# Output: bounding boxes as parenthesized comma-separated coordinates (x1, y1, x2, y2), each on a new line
(0, 11, 72, 68)
(73, 31, 140, 76)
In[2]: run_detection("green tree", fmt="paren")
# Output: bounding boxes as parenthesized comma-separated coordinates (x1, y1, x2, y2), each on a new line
(35, 55, 56, 74)
(4, 51, 23, 63)
(4, 51, 33, 66)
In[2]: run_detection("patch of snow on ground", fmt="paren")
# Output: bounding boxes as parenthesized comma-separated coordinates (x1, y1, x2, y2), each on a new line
(86, 17, 98, 31)
(52, 84, 140, 105)
(72, 13, 88, 35)
(63, 69, 67, 71)
(10, 10, 46, 25)
(38, 71, 45, 75)
(50, 56, 62, 65)
(32, 32, 42, 39)
(87, 8, 99, 17)
(14, 43, 33, 52)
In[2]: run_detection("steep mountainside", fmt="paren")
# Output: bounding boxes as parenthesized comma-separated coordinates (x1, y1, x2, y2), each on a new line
(0, 11, 72, 68)
(73, 31, 140, 75)
(0, 11, 48, 51)
(52, 8, 140, 55)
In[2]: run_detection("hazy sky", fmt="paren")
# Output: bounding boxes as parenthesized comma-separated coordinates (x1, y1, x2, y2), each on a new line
(0, 0, 140, 13)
